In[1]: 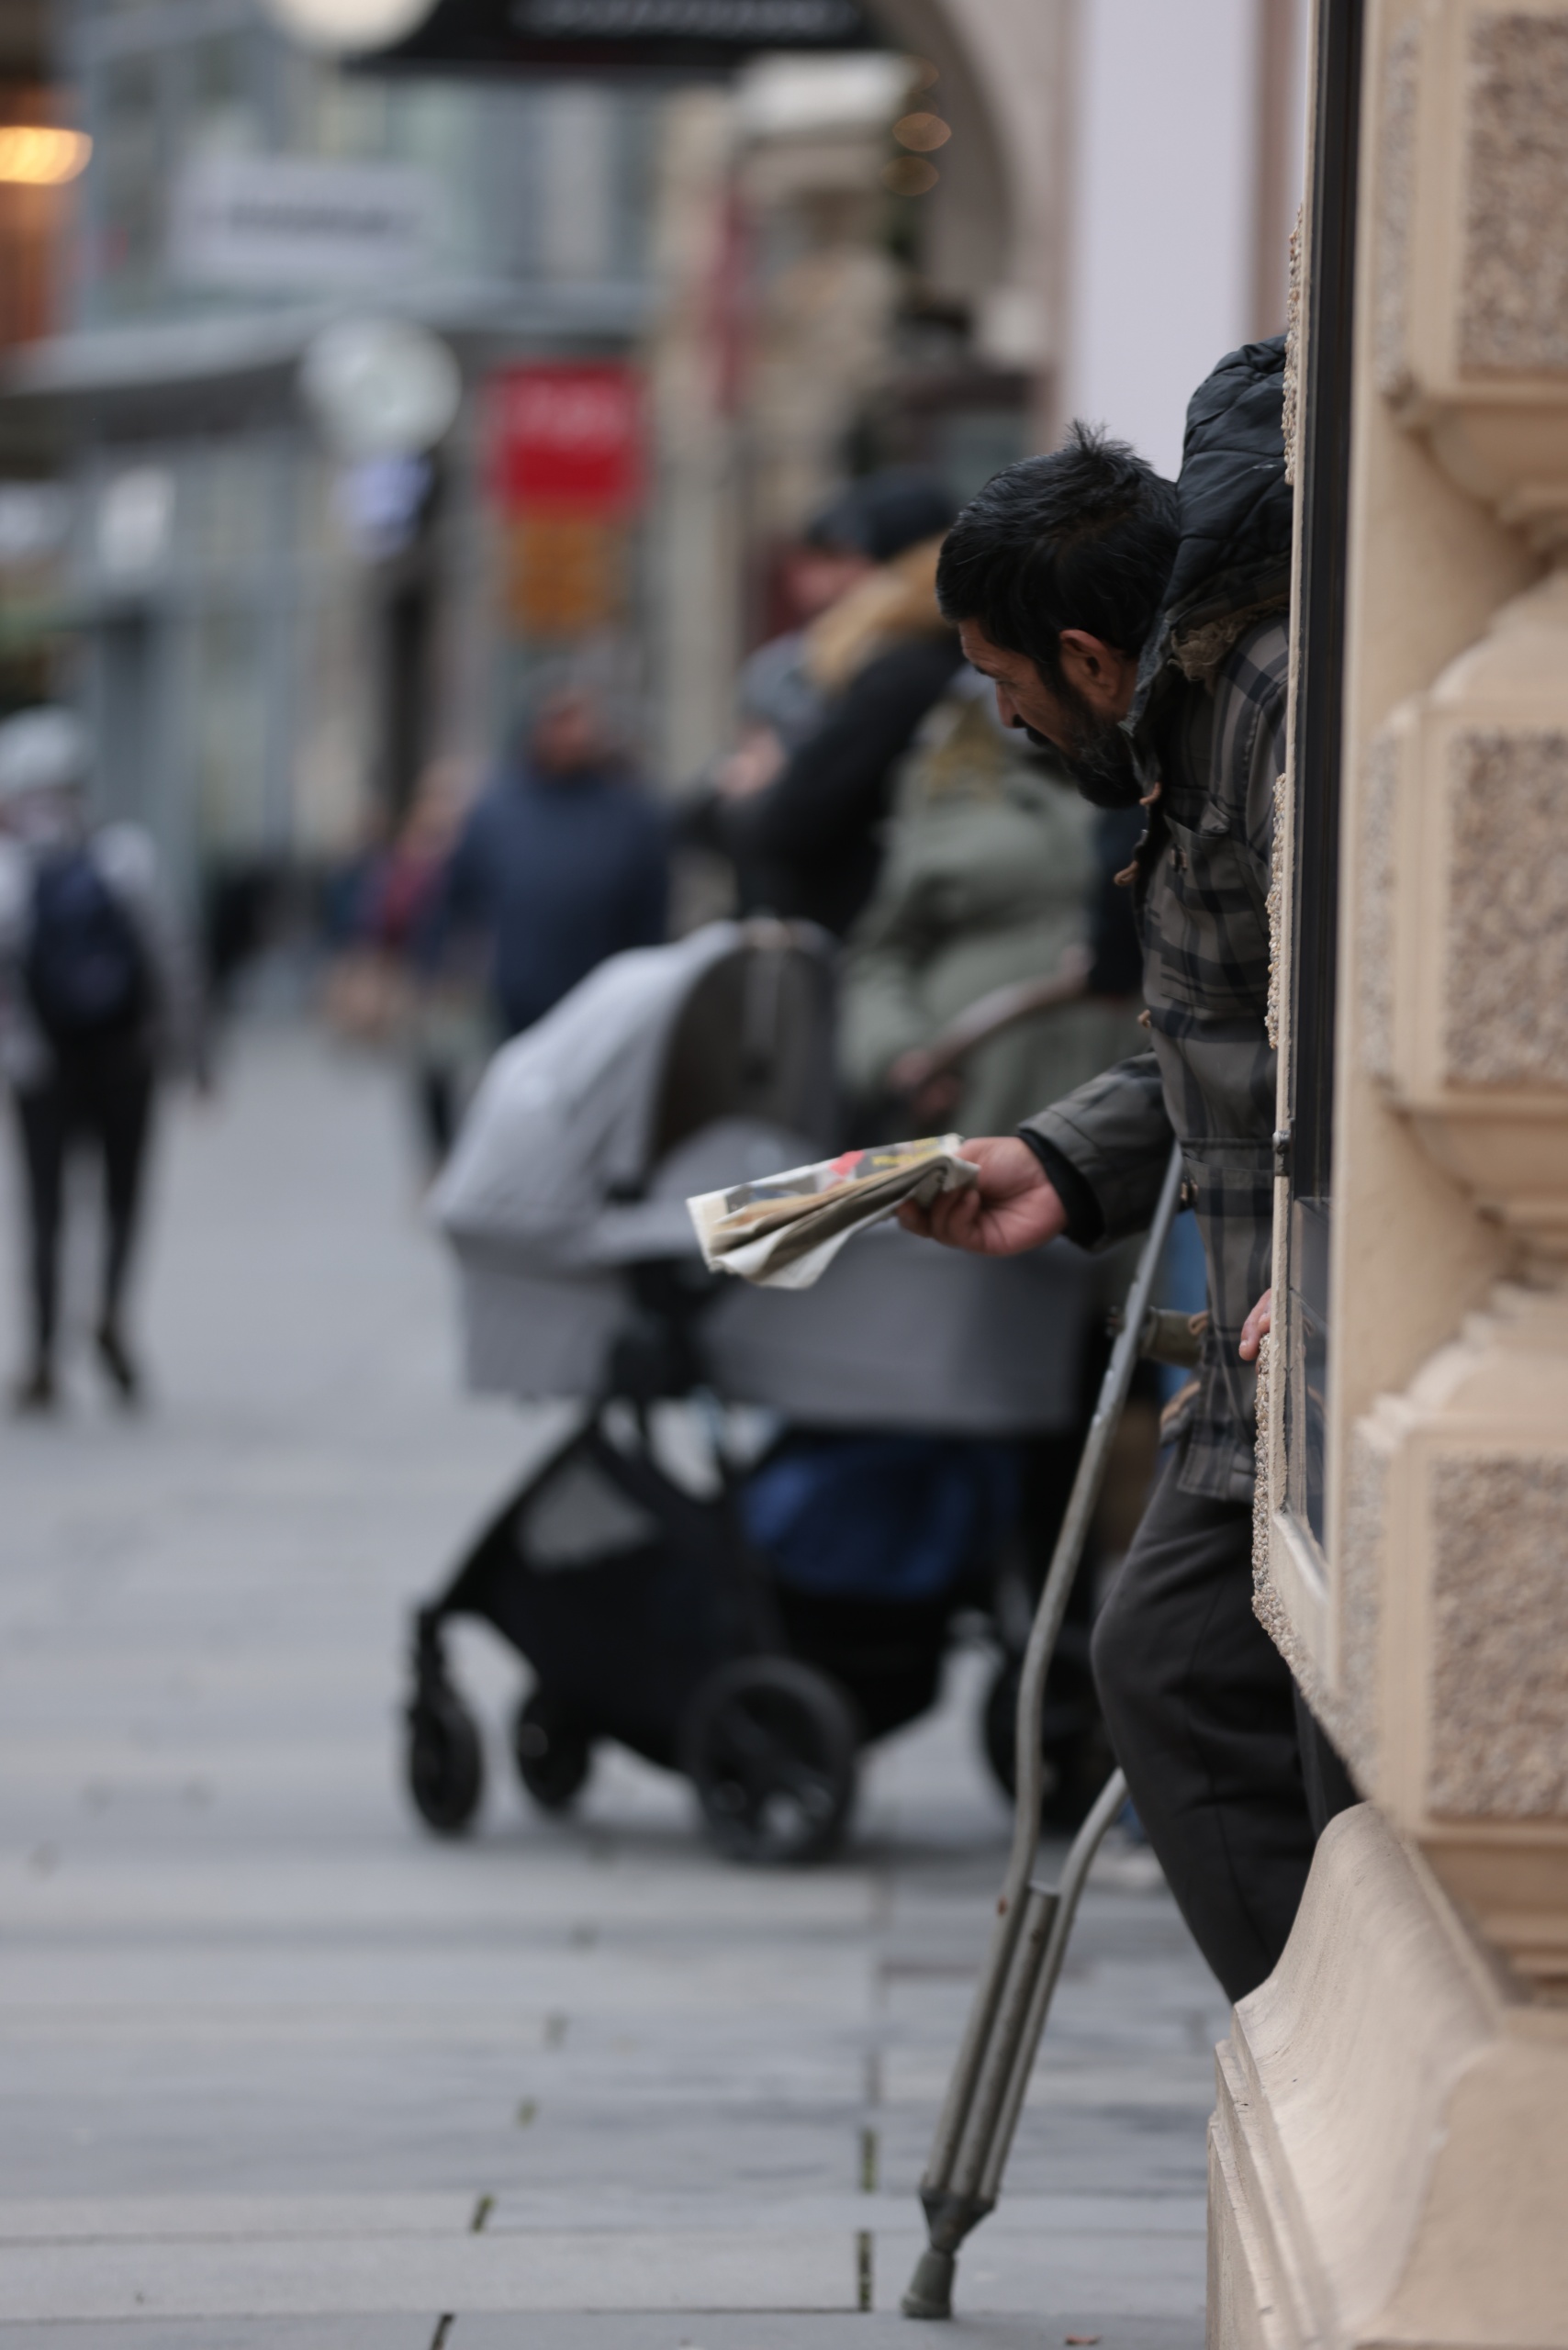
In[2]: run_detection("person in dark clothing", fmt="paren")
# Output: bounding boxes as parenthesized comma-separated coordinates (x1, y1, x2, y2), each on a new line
(716, 469, 962, 935)
(0, 707, 204, 1412)
(899, 344, 1357, 2005)
(442, 689, 668, 1040)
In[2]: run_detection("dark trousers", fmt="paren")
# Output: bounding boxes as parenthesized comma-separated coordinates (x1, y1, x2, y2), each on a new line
(1091, 1447, 1358, 2003)
(13, 1040, 154, 1363)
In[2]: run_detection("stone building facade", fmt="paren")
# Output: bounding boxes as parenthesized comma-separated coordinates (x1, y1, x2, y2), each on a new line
(1213, 3, 1568, 2342)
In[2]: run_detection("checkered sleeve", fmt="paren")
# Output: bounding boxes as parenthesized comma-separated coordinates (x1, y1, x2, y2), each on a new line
(1020, 1051, 1175, 1246)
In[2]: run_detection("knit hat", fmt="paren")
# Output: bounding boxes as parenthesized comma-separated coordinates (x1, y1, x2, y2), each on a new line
(809, 468, 958, 566)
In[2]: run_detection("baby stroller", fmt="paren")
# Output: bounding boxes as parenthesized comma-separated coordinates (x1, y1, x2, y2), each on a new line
(405, 920, 1098, 1863)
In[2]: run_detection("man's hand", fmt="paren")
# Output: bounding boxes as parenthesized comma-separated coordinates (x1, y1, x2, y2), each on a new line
(897, 1136, 1068, 1256)
(1239, 1289, 1272, 1362)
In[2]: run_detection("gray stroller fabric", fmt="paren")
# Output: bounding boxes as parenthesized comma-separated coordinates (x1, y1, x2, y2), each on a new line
(454, 1233, 1092, 1434)
(436, 921, 1094, 1432)
(431, 923, 748, 1273)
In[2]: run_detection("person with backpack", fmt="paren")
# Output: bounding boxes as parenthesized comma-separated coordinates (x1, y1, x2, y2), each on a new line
(0, 707, 203, 1412)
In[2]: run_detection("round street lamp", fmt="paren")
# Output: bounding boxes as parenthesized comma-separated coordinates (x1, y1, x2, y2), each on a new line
(299, 316, 462, 463)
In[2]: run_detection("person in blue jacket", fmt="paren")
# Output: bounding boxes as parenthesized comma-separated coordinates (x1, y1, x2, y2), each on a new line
(443, 688, 668, 1040)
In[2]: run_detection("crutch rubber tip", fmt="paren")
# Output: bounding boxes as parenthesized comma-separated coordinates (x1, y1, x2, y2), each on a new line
(901, 2247, 956, 2319)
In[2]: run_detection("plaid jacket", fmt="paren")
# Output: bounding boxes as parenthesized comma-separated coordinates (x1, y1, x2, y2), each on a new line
(1023, 615, 1286, 1501)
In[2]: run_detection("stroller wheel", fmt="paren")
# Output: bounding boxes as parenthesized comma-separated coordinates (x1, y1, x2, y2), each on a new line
(981, 1655, 1113, 1831)
(512, 1690, 593, 1813)
(407, 1682, 484, 1834)
(683, 1658, 857, 1865)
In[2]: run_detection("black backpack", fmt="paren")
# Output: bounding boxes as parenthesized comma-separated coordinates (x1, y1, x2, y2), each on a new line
(26, 848, 148, 1045)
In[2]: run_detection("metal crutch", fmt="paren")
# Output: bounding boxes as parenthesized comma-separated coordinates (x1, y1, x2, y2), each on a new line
(902, 1140, 1186, 2322)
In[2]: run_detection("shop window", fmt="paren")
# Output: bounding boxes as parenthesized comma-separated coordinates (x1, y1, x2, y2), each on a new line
(93, 53, 163, 319)
(195, 607, 273, 853)
(185, 30, 266, 162)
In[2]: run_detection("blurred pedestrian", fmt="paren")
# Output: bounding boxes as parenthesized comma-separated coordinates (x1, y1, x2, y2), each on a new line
(718, 505, 878, 791)
(839, 667, 1144, 1137)
(840, 669, 1148, 1820)
(714, 468, 961, 934)
(677, 502, 874, 926)
(0, 707, 203, 1412)
(319, 804, 405, 1049)
(442, 688, 667, 1040)
(368, 759, 484, 1170)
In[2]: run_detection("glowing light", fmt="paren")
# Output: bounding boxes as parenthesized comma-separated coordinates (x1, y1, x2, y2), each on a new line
(0, 126, 91, 185)
(892, 112, 951, 154)
(881, 156, 939, 197)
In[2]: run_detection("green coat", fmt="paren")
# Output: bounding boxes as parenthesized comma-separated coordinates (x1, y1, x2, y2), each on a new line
(839, 694, 1144, 1139)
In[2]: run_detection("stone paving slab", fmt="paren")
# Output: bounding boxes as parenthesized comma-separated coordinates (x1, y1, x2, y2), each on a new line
(0, 2231, 862, 2322)
(0, 2204, 1204, 2324)
(0, 2194, 1205, 2242)
(0, 2323, 439, 2350)
(0, 1028, 1225, 2344)
(0, 2322, 1201, 2350)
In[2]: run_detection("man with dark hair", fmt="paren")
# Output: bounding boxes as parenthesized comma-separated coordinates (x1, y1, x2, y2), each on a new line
(901, 339, 1354, 2004)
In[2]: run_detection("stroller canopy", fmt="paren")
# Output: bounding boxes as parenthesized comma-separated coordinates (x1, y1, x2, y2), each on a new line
(438, 921, 1098, 1437)
(431, 922, 835, 1274)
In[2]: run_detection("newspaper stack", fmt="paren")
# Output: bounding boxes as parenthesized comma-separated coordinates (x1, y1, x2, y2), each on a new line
(688, 1136, 979, 1292)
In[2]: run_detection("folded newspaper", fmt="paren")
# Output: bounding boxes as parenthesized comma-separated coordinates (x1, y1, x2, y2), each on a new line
(687, 1136, 979, 1292)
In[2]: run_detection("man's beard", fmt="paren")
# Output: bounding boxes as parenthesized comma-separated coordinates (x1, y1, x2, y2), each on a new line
(1025, 681, 1143, 810)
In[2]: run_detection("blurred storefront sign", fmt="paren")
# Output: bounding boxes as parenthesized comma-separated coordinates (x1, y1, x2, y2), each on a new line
(488, 362, 643, 636)
(364, 0, 880, 73)
(490, 364, 642, 511)
(169, 152, 437, 293)
(505, 512, 627, 636)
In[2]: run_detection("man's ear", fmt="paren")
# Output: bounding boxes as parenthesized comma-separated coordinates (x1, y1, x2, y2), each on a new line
(1058, 628, 1118, 679)
(1057, 629, 1137, 716)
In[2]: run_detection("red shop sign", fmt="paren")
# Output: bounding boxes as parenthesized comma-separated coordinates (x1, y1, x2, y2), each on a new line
(488, 363, 644, 514)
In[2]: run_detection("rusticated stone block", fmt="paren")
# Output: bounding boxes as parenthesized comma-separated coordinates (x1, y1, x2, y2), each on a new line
(1429, 1449, 1568, 1817)
(1338, 1422, 1387, 1793)
(1461, 12, 1568, 375)
(1358, 730, 1398, 1085)
(1445, 729, 1568, 1084)
(1374, 14, 1422, 399)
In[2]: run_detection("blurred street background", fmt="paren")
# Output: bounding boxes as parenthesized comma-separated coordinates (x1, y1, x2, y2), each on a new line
(0, 1024, 1226, 2342)
(0, 0, 1305, 2340)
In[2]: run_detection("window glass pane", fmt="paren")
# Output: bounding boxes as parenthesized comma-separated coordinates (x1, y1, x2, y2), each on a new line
(195, 609, 271, 852)
(95, 55, 163, 318)
(185, 31, 264, 160)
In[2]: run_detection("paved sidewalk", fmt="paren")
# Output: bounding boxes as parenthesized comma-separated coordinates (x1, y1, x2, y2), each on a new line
(0, 1027, 1226, 2350)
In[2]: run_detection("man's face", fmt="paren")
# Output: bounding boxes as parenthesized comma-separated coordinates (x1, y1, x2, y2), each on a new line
(531, 693, 606, 776)
(958, 618, 1143, 808)
(785, 546, 873, 621)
